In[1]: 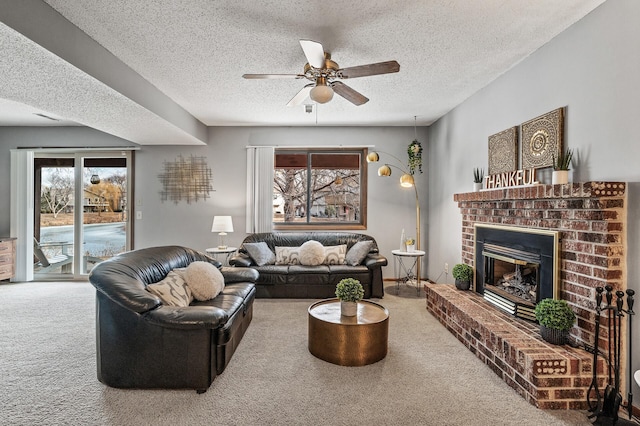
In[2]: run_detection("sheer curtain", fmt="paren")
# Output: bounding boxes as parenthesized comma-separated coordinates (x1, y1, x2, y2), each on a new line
(246, 146, 274, 233)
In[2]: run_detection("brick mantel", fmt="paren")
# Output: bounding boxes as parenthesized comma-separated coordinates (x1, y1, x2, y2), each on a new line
(425, 181, 627, 409)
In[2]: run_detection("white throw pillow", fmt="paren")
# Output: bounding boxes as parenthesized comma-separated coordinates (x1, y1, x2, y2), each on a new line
(275, 247, 300, 265)
(299, 240, 325, 266)
(324, 245, 347, 265)
(147, 271, 193, 307)
(184, 261, 225, 301)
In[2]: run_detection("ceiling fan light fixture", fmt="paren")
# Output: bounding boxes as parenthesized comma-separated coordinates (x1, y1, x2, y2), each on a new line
(310, 84, 334, 104)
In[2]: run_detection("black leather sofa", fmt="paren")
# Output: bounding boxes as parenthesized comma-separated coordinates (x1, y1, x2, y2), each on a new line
(88, 246, 258, 393)
(229, 232, 387, 298)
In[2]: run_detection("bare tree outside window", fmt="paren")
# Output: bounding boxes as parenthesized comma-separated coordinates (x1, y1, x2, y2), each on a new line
(273, 149, 366, 229)
(41, 167, 74, 219)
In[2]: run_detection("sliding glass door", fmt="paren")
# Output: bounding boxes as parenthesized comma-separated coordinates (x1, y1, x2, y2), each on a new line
(34, 151, 132, 279)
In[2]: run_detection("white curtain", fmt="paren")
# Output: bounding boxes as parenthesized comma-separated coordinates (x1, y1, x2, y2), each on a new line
(246, 146, 274, 233)
(10, 149, 34, 282)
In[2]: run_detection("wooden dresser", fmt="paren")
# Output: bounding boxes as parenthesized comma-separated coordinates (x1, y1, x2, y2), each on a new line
(0, 237, 16, 281)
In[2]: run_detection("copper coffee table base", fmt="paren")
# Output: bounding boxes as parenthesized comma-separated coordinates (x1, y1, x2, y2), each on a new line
(308, 299, 389, 366)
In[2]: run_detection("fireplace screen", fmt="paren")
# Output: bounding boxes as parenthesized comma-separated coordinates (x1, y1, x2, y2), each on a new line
(475, 225, 559, 322)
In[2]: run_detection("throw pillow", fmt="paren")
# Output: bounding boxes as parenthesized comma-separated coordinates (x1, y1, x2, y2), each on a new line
(184, 261, 225, 301)
(147, 271, 193, 307)
(275, 246, 300, 265)
(299, 240, 325, 266)
(244, 242, 276, 266)
(345, 240, 373, 266)
(324, 245, 347, 265)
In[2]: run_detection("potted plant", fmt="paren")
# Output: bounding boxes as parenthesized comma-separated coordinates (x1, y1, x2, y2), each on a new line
(551, 148, 573, 185)
(452, 263, 473, 290)
(335, 278, 364, 317)
(408, 140, 423, 175)
(405, 237, 415, 252)
(534, 298, 576, 345)
(473, 167, 484, 191)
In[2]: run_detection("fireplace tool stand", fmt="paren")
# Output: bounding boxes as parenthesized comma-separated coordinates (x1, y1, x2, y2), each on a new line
(588, 285, 635, 425)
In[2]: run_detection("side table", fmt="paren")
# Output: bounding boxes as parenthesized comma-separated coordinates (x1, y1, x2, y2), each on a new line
(391, 249, 426, 295)
(205, 247, 237, 266)
(308, 298, 389, 366)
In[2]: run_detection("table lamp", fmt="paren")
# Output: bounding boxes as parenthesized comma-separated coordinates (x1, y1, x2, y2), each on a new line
(211, 216, 233, 249)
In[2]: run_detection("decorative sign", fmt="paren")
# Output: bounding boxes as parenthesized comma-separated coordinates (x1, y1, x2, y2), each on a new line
(484, 168, 539, 189)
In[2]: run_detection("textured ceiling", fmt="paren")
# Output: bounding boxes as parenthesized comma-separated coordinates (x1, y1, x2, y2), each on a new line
(0, 0, 606, 145)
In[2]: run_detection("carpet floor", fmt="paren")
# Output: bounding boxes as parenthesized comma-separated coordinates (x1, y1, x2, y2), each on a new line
(0, 281, 599, 425)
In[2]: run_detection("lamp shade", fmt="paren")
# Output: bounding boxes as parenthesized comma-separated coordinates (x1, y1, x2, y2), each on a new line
(211, 216, 234, 233)
(377, 165, 392, 177)
(366, 152, 380, 163)
(400, 174, 415, 187)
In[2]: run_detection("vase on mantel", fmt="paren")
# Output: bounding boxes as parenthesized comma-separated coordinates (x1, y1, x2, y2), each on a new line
(473, 182, 483, 192)
(340, 301, 357, 317)
(552, 170, 569, 185)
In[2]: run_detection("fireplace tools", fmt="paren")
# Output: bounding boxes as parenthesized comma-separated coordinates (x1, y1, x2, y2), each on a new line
(588, 285, 635, 425)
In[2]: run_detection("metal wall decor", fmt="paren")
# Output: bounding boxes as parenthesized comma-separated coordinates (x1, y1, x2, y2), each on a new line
(521, 108, 564, 169)
(488, 126, 518, 175)
(159, 155, 213, 204)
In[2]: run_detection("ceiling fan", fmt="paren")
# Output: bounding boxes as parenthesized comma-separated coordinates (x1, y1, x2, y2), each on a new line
(243, 40, 400, 107)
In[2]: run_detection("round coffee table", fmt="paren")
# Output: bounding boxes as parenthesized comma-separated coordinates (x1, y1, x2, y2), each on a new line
(308, 298, 389, 366)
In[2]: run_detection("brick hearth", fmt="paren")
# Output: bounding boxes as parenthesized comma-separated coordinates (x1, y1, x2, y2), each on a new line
(425, 283, 603, 409)
(429, 181, 627, 409)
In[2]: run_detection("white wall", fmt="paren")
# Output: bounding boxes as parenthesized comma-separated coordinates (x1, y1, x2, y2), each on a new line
(426, 0, 640, 399)
(134, 126, 428, 272)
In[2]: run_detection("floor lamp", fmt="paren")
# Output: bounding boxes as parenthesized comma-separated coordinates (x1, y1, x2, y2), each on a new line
(367, 151, 421, 283)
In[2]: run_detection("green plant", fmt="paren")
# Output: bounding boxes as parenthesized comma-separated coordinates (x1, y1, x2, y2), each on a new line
(534, 299, 576, 331)
(473, 167, 484, 183)
(552, 149, 573, 171)
(407, 140, 423, 175)
(405, 237, 415, 245)
(452, 263, 473, 281)
(335, 278, 364, 302)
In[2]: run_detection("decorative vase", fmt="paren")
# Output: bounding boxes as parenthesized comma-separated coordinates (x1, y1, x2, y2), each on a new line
(340, 301, 358, 317)
(540, 325, 568, 345)
(552, 170, 569, 185)
(455, 279, 470, 291)
(473, 182, 483, 192)
(406, 244, 415, 252)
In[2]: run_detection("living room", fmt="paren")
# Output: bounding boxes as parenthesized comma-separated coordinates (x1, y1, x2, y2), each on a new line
(2, 1, 639, 424)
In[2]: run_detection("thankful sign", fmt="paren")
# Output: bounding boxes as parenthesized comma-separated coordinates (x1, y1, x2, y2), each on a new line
(484, 169, 539, 189)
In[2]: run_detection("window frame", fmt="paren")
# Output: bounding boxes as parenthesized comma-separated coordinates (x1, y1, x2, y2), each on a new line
(273, 147, 368, 231)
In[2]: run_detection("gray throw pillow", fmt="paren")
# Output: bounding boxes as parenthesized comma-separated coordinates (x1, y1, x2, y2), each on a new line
(244, 242, 276, 266)
(345, 241, 373, 266)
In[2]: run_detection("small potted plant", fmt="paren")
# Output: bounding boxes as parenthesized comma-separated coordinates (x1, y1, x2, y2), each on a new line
(452, 263, 473, 291)
(405, 237, 416, 252)
(335, 278, 364, 317)
(551, 148, 573, 185)
(473, 168, 484, 192)
(534, 298, 576, 345)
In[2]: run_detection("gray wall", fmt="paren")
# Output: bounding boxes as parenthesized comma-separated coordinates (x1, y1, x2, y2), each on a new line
(426, 0, 640, 396)
(134, 126, 428, 268)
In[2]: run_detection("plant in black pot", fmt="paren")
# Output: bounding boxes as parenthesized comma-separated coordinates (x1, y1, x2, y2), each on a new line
(534, 298, 576, 345)
(452, 263, 473, 290)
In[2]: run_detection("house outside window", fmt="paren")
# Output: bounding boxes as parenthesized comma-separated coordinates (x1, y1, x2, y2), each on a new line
(273, 148, 367, 230)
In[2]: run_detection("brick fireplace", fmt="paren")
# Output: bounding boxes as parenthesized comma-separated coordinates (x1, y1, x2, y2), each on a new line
(425, 182, 626, 409)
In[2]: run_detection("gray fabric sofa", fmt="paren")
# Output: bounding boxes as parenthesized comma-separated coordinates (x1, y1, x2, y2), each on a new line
(229, 232, 387, 298)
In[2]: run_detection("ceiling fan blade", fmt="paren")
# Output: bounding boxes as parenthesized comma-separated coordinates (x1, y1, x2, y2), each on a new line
(286, 85, 313, 107)
(338, 60, 400, 79)
(299, 40, 325, 69)
(332, 81, 369, 106)
(243, 74, 303, 79)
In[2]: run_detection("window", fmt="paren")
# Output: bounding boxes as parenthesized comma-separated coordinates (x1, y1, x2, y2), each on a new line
(273, 148, 367, 230)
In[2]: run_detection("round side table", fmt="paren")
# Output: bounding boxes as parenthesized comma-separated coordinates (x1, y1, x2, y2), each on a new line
(205, 247, 237, 266)
(391, 249, 426, 295)
(308, 298, 389, 366)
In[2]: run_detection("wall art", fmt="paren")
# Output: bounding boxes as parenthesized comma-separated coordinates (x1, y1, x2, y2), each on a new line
(488, 126, 518, 175)
(158, 155, 213, 204)
(521, 108, 564, 169)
